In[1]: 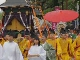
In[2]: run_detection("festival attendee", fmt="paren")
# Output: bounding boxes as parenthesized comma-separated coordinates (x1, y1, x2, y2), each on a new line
(69, 29, 77, 42)
(2, 33, 23, 60)
(58, 31, 72, 60)
(0, 37, 3, 60)
(72, 32, 80, 60)
(0, 35, 7, 46)
(46, 33, 56, 49)
(41, 35, 56, 60)
(66, 32, 74, 59)
(28, 35, 46, 60)
(23, 35, 31, 60)
(46, 33, 62, 60)
(0, 37, 5, 46)
(17, 37, 24, 53)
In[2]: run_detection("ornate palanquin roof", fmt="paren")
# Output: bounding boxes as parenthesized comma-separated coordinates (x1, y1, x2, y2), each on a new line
(0, 0, 31, 7)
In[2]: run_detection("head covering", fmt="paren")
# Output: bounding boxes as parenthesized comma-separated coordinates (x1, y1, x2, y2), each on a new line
(60, 29, 66, 34)
(24, 28, 30, 35)
(8, 31, 14, 37)
(49, 28, 55, 34)
(30, 30, 39, 40)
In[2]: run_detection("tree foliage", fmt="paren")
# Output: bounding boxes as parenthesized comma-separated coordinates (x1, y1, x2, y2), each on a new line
(31, 0, 79, 14)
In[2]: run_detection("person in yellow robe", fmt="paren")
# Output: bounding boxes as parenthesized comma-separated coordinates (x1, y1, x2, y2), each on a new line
(72, 32, 80, 60)
(46, 33, 62, 60)
(1, 34, 10, 46)
(22, 35, 31, 60)
(17, 37, 24, 53)
(46, 33, 57, 49)
(66, 33, 72, 43)
(66, 33, 74, 59)
(58, 32, 72, 60)
(1, 38, 5, 46)
(0, 37, 3, 59)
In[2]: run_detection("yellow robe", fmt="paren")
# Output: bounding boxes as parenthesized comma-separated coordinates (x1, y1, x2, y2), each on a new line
(46, 39, 56, 49)
(72, 36, 80, 60)
(14, 39, 18, 43)
(58, 38, 71, 60)
(67, 38, 72, 43)
(1, 38, 5, 46)
(22, 39, 31, 60)
(67, 38, 74, 58)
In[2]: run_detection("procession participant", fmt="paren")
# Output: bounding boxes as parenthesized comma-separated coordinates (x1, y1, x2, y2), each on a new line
(15, 37, 28, 60)
(69, 29, 77, 42)
(46, 32, 62, 60)
(41, 35, 56, 60)
(17, 37, 24, 53)
(23, 35, 31, 60)
(20, 32, 31, 53)
(0, 37, 5, 46)
(58, 31, 72, 60)
(0, 35, 7, 46)
(28, 35, 46, 60)
(65, 32, 74, 59)
(2, 33, 23, 60)
(66, 32, 72, 43)
(0, 37, 3, 60)
(46, 33, 57, 49)
(4, 35, 10, 41)
(72, 31, 80, 60)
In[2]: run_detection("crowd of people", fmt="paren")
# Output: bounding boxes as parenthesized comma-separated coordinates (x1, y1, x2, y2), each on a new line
(0, 28, 80, 60)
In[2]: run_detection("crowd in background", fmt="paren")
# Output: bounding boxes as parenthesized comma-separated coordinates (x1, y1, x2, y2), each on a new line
(0, 26, 80, 60)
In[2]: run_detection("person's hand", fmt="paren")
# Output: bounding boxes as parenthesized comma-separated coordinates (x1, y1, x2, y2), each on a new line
(35, 54, 40, 57)
(26, 48, 29, 51)
(28, 54, 40, 57)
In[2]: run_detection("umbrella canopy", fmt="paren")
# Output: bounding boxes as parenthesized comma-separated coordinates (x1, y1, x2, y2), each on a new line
(44, 10, 79, 22)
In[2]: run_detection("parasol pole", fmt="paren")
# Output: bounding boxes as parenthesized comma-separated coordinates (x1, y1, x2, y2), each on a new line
(66, 0, 68, 9)
(39, 6, 50, 37)
(31, 6, 42, 38)
(62, 0, 64, 10)
(77, 1, 79, 27)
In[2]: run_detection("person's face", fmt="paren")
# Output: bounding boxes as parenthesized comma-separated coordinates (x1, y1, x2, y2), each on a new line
(61, 34, 66, 39)
(8, 36, 13, 42)
(41, 36, 46, 43)
(50, 34, 53, 39)
(70, 30, 73, 33)
(78, 33, 80, 37)
(5, 35, 9, 40)
(66, 34, 69, 38)
(50, 34, 55, 39)
(34, 39, 39, 45)
(30, 38, 34, 42)
(25, 35, 30, 40)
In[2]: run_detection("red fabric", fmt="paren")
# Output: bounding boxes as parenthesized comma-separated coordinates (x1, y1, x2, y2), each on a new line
(44, 10, 79, 22)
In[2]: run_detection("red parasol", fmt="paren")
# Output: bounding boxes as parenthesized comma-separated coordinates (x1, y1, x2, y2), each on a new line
(44, 10, 79, 22)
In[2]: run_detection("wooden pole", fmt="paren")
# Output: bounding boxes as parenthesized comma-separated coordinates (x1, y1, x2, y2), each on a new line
(31, 6, 42, 37)
(66, 0, 68, 9)
(62, 0, 64, 10)
(39, 6, 50, 37)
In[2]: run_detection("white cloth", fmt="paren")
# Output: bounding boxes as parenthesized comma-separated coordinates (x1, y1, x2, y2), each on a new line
(0, 44, 3, 60)
(2, 41, 23, 60)
(28, 45, 46, 60)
